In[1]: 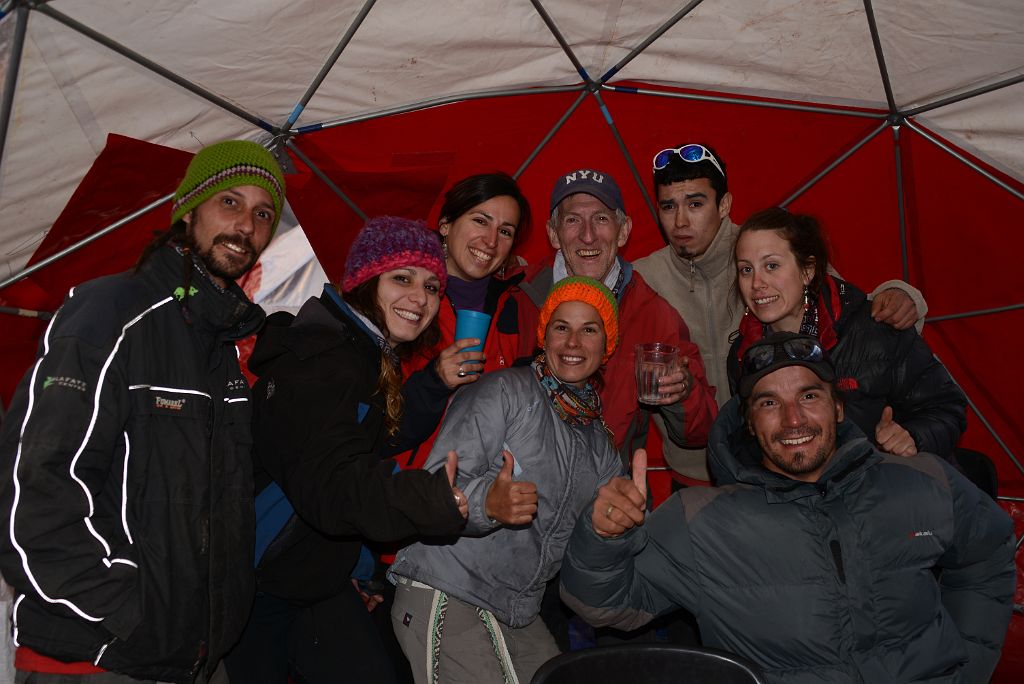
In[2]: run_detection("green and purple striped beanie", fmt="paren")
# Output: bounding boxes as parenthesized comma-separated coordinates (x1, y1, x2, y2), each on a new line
(342, 216, 447, 295)
(171, 140, 286, 232)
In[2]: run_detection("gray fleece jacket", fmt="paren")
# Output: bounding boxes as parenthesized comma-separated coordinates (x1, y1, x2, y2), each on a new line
(390, 365, 622, 627)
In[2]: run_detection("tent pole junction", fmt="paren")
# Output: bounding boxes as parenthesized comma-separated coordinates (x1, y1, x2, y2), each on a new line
(282, 0, 378, 130)
(285, 140, 367, 222)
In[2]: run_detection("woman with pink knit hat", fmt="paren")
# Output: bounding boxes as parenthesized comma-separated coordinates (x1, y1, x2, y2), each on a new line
(226, 217, 471, 684)
(389, 276, 628, 684)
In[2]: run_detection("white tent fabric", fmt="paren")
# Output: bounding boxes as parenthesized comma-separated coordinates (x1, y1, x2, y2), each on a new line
(0, 0, 1021, 282)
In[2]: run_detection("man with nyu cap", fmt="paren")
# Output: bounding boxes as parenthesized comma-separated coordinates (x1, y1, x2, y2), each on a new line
(0, 140, 285, 683)
(560, 331, 1014, 684)
(634, 143, 927, 481)
(519, 169, 717, 465)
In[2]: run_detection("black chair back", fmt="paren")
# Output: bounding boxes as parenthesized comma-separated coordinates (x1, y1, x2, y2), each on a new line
(531, 644, 768, 684)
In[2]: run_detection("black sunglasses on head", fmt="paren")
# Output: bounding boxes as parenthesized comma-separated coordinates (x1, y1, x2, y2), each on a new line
(742, 336, 825, 377)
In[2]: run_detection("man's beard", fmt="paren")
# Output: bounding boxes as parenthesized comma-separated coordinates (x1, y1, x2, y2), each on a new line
(185, 230, 257, 283)
(760, 425, 835, 478)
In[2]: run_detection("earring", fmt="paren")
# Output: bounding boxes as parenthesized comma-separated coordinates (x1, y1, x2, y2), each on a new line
(803, 286, 810, 311)
(440, 234, 448, 258)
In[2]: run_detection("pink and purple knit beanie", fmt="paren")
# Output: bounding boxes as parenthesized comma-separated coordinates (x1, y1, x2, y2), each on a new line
(341, 216, 447, 294)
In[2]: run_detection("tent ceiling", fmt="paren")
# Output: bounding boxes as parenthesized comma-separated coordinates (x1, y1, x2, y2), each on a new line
(0, 1, 1018, 282)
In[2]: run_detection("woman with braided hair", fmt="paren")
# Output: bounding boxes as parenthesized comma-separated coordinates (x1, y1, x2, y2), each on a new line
(389, 276, 628, 684)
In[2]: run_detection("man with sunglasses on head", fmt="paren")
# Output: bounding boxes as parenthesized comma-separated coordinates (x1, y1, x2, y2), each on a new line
(560, 331, 1014, 684)
(633, 143, 927, 482)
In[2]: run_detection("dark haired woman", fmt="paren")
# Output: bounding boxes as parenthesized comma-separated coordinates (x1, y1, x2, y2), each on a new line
(400, 172, 536, 467)
(225, 217, 469, 684)
(727, 207, 966, 461)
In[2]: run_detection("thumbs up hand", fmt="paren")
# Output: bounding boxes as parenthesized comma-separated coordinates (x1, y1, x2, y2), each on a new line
(446, 451, 469, 519)
(592, 448, 648, 538)
(875, 406, 918, 457)
(485, 450, 539, 525)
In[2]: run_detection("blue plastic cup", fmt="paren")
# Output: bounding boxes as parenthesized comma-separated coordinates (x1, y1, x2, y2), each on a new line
(454, 309, 492, 353)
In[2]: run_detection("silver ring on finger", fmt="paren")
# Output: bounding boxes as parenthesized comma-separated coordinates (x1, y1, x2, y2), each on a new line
(605, 504, 614, 518)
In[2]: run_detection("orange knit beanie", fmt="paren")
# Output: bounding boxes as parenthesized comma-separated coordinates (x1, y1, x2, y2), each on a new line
(536, 276, 619, 361)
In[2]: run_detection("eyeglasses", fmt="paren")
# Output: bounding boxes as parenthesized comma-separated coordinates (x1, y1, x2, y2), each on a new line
(652, 144, 725, 178)
(742, 336, 825, 377)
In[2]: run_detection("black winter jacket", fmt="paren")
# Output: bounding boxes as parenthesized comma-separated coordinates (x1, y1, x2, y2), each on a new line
(250, 288, 465, 604)
(728, 276, 966, 460)
(0, 245, 264, 683)
(561, 399, 1015, 684)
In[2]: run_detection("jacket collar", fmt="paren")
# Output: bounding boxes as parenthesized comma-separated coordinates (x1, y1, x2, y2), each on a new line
(146, 244, 265, 342)
(668, 215, 738, 280)
(525, 253, 634, 307)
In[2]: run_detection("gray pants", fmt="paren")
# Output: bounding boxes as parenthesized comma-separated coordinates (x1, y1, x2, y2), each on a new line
(391, 578, 560, 684)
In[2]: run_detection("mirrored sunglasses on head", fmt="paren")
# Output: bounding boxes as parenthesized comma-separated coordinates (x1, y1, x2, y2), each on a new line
(652, 143, 725, 178)
(743, 336, 825, 376)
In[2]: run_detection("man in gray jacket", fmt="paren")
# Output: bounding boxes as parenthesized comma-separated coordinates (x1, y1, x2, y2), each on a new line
(561, 331, 1015, 684)
(633, 143, 927, 480)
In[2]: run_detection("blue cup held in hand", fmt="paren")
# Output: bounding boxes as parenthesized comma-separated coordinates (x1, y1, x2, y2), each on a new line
(454, 309, 492, 354)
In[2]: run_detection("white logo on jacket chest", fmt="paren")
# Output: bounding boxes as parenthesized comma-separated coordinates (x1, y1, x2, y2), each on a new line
(154, 396, 186, 411)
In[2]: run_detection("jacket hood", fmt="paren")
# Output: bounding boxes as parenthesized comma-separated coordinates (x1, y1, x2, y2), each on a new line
(708, 394, 880, 501)
(249, 286, 374, 376)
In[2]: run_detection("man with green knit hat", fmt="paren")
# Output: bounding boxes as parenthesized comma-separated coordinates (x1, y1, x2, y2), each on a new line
(0, 139, 286, 683)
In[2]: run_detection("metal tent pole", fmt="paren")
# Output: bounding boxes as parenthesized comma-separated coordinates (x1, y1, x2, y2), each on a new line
(903, 119, 1024, 202)
(599, 0, 706, 84)
(515, 90, 588, 179)
(780, 121, 889, 207)
(282, 0, 377, 130)
(304, 85, 581, 133)
(862, 0, 898, 115)
(935, 353, 1024, 478)
(601, 84, 886, 119)
(530, 0, 590, 81)
(927, 303, 1024, 323)
(892, 124, 910, 281)
(33, 4, 274, 132)
(592, 91, 658, 223)
(285, 140, 367, 221)
(0, 192, 173, 291)
(0, 305, 52, 320)
(0, 4, 29, 172)
(862, 1, 911, 281)
(904, 74, 1024, 118)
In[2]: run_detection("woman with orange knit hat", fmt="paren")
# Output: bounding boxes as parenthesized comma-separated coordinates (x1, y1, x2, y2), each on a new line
(389, 276, 628, 684)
